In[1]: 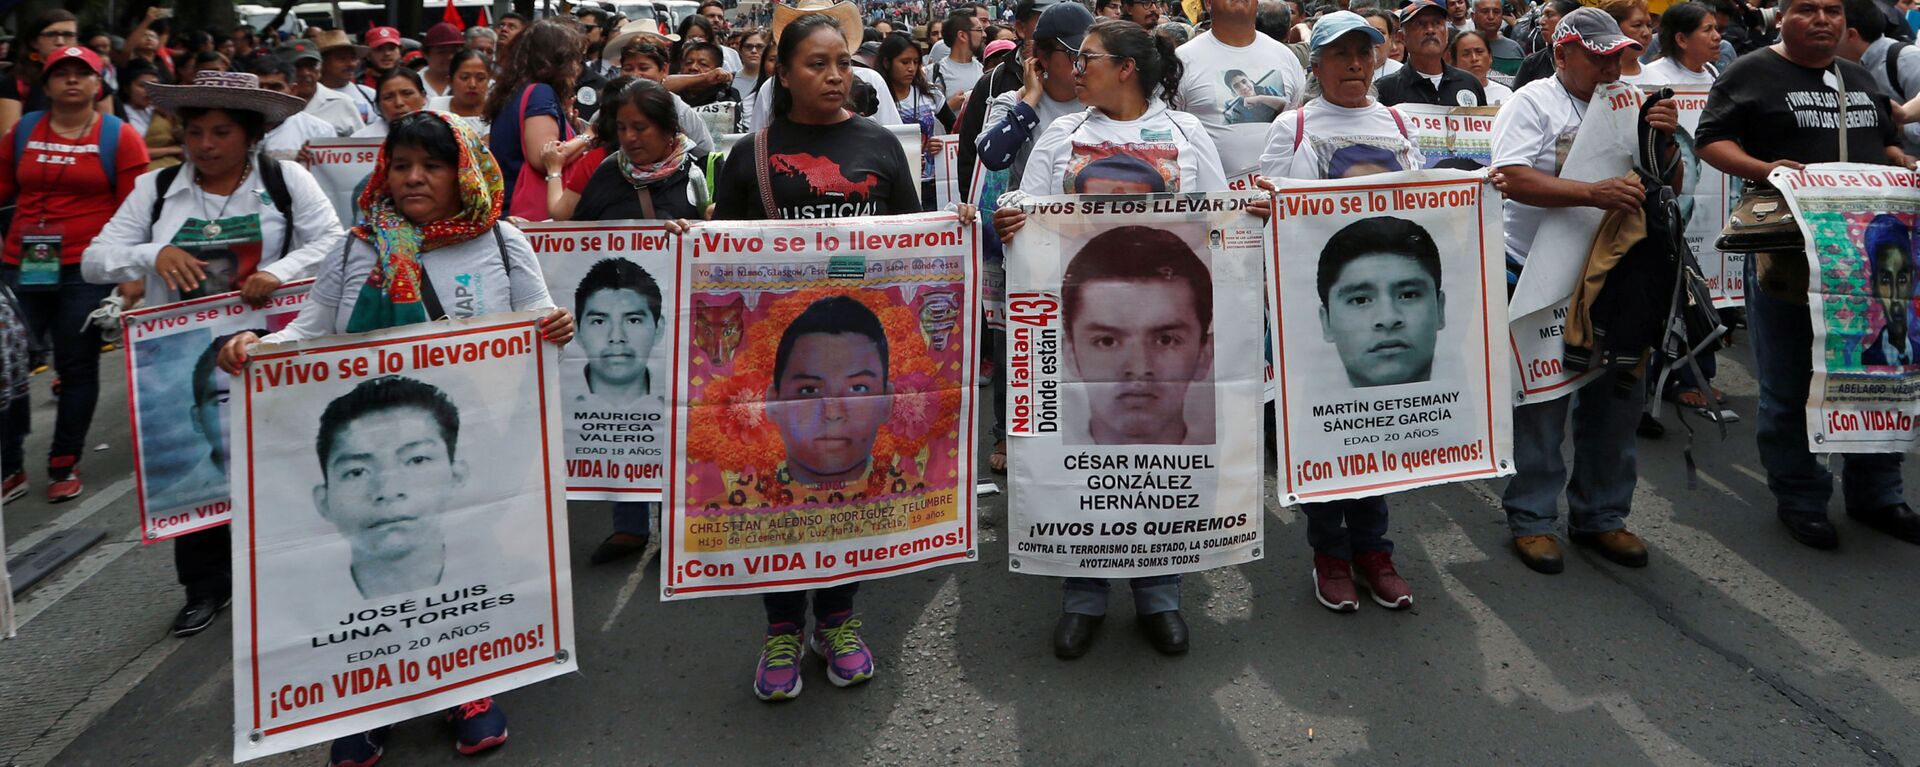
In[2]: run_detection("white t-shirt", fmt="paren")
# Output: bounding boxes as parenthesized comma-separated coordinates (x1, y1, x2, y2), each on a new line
(1017, 102, 1229, 196)
(305, 85, 366, 136)
(350, 120, 390, 139)
(930, 54, 984, 99)
(1175, 30, 1308, 175)
(746, 66, 900, 131)
(1627, 57, 1717, 87)
(1489, 74, 1586, 267)
(427, 96, 492, 135)
(1374, 57, 1404, 82)
(261, 111, 338, 163)
(1258, 98, 1424, 180)
(328, 82, 382, 127)
(1484, 79, 1514, 104)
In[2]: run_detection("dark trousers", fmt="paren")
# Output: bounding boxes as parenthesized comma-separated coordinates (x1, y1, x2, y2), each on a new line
(0, 268, 109, 468)
(983, 327, 1007, 441)
(763, 583, 859, 628)
(174, 525, 231, 602)
(2, 393, 26, 475)
(1303, 496, 1392, 560)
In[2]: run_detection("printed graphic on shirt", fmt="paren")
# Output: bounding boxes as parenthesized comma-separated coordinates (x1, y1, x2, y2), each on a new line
(769, 152, 882, 217)
(1303, 135, 1421, 179)
(170, 213, 264, 300)
(448, 271, 489, 318)
(1784, 88, 1884, 130)
(1218, 69, 1292, 125)
(1063, 142, 1180, 194)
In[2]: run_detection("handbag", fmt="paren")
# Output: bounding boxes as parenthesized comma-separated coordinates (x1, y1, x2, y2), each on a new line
(1713, 63, 1848, 253)
(507, 84, 575, 220)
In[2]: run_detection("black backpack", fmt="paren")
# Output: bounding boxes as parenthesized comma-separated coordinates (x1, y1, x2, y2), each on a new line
(150, 151, 296, 259)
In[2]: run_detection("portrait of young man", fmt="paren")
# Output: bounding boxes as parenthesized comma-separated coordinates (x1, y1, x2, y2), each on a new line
(150, 329, 265, 511)
(765, 295, 896, 488)
(574, 258, 666, 411)
(1061, 225, 1216, 446)
(1861, 214, 1916, 367)
(1316, 216, 1447, 388)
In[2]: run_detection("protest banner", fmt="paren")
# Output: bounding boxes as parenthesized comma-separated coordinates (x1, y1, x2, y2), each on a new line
(303, 137, 383, 228)
(124, 282, 313, 543)
(1773, 163, 1920, 452)
(1003, 193, 1265, 578)
(522, 221, 675, 500)
(931, 133, 961, 209)
(970, 158, 1011, 330)
(692, 101, 740, 138)
(1646, 85, 1742, 308)
(1506, 81, 1642, 403)
(1398, 104, 1500, 170)
(229, 312, 573, 761)
(662, 213, 979, 599)
(1268, 170, 1513, 502)
(0, 501, 11, 638)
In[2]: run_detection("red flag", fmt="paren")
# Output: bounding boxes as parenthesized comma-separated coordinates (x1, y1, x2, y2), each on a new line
(442, 0, 467, 30)
(478, 5, 491, 26)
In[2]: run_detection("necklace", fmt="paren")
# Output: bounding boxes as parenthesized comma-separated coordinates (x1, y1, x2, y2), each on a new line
(194, 161, 253, 238)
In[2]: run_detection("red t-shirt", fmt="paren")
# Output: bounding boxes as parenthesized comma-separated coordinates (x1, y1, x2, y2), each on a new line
(565, 145, 608, 195)
(0, 115, 149, 265)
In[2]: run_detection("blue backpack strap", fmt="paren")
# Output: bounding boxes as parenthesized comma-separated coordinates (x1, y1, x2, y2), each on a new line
(97, 114, 121, 191)
(11, 111, 43, 185)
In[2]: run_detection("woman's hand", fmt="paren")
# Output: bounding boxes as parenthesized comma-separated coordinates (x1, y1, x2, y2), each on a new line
(539, 139, 568, 176)
(540, 308, 575, 345)
(296, 145, 313, 167)
(1247, 196, 1272, 222)
(239, 272, 282, 307)
(661, 218, 695, 234)
(926, 137, 944, 155)
(955, 203, 977, 226)
(153, 245, 207, 294)
(116, 280, 145, 310)
(994, 205, 1026, 244)
(218, 331, 261, 375)
(1018, 54, 1044, 107)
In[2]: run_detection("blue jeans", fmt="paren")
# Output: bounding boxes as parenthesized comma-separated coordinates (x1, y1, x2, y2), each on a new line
(1062, 575, 1181, 616)
(1303, 497, 1391, 560)
(1744, 257, 1903, 518)
(1502, 371, 1642, 537)
(611, 501, 653, 536)
(0, 267, 109, 467)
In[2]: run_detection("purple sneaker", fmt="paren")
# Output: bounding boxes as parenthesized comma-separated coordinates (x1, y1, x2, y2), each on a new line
(810, 612, 875, 688)
(754, 623, 805, 701)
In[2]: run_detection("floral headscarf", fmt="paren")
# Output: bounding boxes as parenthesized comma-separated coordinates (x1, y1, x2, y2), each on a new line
(345, 111, 505, 332)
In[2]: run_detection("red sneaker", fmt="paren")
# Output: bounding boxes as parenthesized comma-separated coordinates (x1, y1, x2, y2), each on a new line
(2, 471, 25, 503)
(46, 456, 81, 504)
(1354, 550, 1413, 609)
(1312, 553, 1359, 613)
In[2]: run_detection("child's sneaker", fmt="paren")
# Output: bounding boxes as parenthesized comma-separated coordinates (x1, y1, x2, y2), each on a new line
(810, 611, 875, 688)
(447, 697, 507, 754)
(754, 623, 805, 701)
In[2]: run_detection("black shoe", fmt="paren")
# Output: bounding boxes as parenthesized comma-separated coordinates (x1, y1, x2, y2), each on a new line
(1847, 502, 1920, 545)
(1779, 509, 1839, 550)
(172, 595, 229, 637)
(1637, 412, 1665, 439)
(1052, 613, 1102, 659)
(589, 533, 649, 565)
(1136, 610, 1188, 656)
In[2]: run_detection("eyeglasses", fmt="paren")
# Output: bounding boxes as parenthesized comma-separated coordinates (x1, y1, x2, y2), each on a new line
(1072, 51, 1123, 73)
(741, 42, 766, 51)
(39, 30, 76, 41)
(1124, 0, 1165, 6)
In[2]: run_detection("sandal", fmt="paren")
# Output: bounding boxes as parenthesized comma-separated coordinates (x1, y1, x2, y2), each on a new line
(989, 439, 1008, 474)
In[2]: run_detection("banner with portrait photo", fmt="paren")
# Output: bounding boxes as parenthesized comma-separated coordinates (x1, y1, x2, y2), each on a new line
(303, 137, 383, 228)
(1003, 193, 1265, 578)
(1774, 164, 1920, 452)
(124, 282, 313, 543)
(1268, 170, 1513, 502)
(524, 221, 676, 500)
(662, 213, 979, 600)
(229, 313, 573, 761)
(1397, 104, 1500, 171)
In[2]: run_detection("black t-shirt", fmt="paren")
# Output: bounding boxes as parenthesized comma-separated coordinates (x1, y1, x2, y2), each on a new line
(1376, 63, 1489, 107)
(713, 115, 919, 220)
(1511, 48, 1553, 91)
(1697, 48, 1898, 165)
(0, 77, 50, 113)
(573, 156, 706, 221)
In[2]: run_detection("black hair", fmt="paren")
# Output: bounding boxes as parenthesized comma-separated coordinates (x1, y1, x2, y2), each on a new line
(1258, 0, 1293, 40)
(1448, 28, 1495, 63)
(185, 30, 214, 52)
(193, 49, 227, 71)
(678, 14, 717, 43)
(943, 8, 975, 48)
(771, 14, 849, 118)
(699, 0, 727, 12)
(176, 107, 268, 143)
(486, 18, 585, 119)
(1357, 7, 1400, 33)
(1844, 0, 1886, 40)
(242, 55, 294, 82)
(622, 41, 671, 70)
(194, 329, 269, 406)
(862, 25, 885, 45)
(577, 258, 664, 320)
(1547, 0, 1582, 17)
(450, 48, 492, 77)
(1086, 17, 1183, 105)
(1316, 216, 1443, 305)
(316, 375, 461, 471)
(1657, 2, 1715, 58)
(119, 58, 163, 96)
(377, 66, 426, 97)
(1222, 68, 1251, 87)
(383, 111, 462, 166)
(681, 39, 725, 68)
(772, 295, 890, 386)
(1062, 226, 1212, 339)
(877, 32, 930, 93)
(589, 75, 637, 149)
(500, 11, 529, 25)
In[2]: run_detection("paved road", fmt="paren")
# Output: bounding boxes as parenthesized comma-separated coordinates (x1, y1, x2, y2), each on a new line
(5, 333, 1920, 766)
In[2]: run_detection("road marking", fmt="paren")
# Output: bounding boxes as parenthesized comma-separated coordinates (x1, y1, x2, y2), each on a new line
(11, 536, 140, 631)
(601, 538, 659, 633)
(8, 477, 135, 555)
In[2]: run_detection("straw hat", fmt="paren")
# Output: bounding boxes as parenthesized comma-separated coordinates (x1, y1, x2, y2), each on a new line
(147, 71, 308, 124)
(312, 28, 359, 55)
(602, 18, 680, 65)
(771, 0, 863, 56)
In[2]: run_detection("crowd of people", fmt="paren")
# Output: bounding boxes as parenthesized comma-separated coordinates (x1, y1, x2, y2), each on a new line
(3, 0, 1920, 763)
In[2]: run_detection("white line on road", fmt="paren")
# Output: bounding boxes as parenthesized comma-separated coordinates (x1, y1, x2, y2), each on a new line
(11, 534, 141, 631)
(8, 476, 135, 554)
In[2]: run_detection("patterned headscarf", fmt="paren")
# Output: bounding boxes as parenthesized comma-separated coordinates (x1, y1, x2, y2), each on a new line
(345, 111, 505, 333)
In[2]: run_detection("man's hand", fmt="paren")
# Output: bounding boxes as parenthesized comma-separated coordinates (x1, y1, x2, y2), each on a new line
(239, 272, 282, 307)
(1587, 175, 1645, 213)
(1645, 98, 1679, 135)
(153, 246, 207, 294)
(116, 280, 145, 310)
(994, 205, 1026, 244)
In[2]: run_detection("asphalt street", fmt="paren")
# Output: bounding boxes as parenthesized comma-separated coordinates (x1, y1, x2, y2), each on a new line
(5, 328, 1919, 766)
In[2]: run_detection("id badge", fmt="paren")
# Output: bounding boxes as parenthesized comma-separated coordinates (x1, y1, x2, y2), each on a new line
(18, 222, 64, 289)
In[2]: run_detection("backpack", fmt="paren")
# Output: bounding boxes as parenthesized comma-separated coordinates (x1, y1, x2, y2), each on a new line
(149, 150, 295, 261)
(1887, 41, 1915, 102)
(12, 111, 124, 190)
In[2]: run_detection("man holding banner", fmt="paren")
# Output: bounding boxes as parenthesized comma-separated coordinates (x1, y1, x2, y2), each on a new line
(1696, 0, 1920, 549)
(1491, 8, 1677, 574)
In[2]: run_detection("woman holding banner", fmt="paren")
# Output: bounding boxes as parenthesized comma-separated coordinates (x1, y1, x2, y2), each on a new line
(87, 71, 345, 640)
(351, 68, 431, 139)
(1257, 12, 1425, 614)
(992, 16, 1228, 659)
(217, 110, 576, 766)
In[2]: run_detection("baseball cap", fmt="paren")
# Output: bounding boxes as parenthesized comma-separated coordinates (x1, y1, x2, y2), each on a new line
(1554, 7, 1641, 55)
(364, 26, 403, 49)
(1015, 0, 1061, 22)
(1398, 0, 1447, 22)
(276, 39, 321, 64)
(1033, 0, 1095, 52)
(1310, 11, 1385, 51)
(40, 46, 102, 79)
(984, 38, 1018, 59)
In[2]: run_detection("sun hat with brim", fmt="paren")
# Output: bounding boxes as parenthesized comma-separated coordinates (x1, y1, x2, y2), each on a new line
(424, 22, 464, 48)
(1310, 10, 1385, 51)
(313, 29, 357, 53)
(771, 0, 865, 56)
(147, 71, 308, 124)
(603, 19, 681, 64)
(1554, 7, 1641, 55)
(40, 46, 103, 80)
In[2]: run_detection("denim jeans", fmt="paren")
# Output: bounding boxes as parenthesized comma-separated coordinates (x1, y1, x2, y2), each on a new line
(1304, 496, 1392, 560)
(1744, 257, 1903, 517)
(1502, 371, 1642, 537)
(611, 501, 654, 536)
(764, 583, 858, 627)
(1062, 575, 1182, 616)
(0, 267, 109, 468)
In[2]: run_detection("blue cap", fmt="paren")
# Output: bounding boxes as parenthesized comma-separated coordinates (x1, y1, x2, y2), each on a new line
(1034, 1, 1096, 52)
(1310, 10, 1386, 51)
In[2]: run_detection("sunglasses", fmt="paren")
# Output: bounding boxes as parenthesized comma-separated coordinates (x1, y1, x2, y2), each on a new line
(1072, 51, 1123, 73)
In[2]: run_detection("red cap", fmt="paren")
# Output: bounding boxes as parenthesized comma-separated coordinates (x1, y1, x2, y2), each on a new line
(40, 46, 103, 79)
(364, 26, 403, 49)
